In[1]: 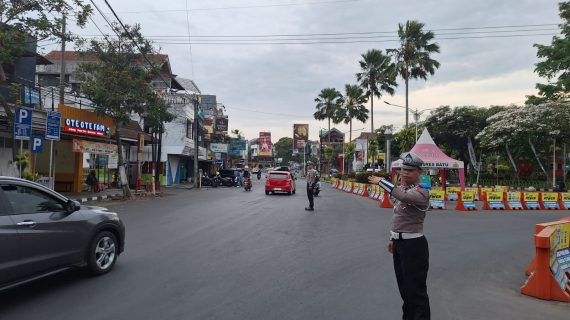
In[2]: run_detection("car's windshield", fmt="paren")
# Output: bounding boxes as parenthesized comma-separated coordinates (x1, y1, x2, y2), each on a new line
(269, 173, 288, 180)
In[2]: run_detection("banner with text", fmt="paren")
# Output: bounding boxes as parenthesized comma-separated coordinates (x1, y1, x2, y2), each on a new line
(293, 124, 309, 152)
(259, 132, 272, 157)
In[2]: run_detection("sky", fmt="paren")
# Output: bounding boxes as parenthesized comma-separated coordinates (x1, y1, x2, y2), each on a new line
(42, 0, 562, 142)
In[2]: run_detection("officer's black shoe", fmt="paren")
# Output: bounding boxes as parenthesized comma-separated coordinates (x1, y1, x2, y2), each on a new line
(305, 207, 314, 211)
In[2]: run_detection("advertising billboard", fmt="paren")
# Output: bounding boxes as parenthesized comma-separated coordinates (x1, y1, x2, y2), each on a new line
(215, 117, 228, 132)
(293, 124, 309, 151)
(259, 132, 272, 157)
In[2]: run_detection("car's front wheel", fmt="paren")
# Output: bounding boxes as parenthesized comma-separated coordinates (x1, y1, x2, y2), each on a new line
(87, 231, 118, 276)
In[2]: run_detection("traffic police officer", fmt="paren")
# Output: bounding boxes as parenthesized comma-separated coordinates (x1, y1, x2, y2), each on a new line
(369, 152, 431, 320)
(305, 161, 319, 211)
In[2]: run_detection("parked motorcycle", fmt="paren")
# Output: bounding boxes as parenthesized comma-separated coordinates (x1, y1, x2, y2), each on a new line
(201, 174, 219, 188)
(243, 178, 252, 191)
(219, 176, 235, 187)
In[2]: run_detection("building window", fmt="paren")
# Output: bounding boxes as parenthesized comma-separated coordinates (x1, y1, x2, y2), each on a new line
(186, 119, 193, 139)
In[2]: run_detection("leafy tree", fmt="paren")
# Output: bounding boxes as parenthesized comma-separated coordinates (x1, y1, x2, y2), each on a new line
(344, 142, 356, 172)
(274, 137, 297, 164)
(394, 125, 416, 154)
(356, 49, 397, 133)
(77, 23, 157, 198)
(314, 88, 343, 142)
(0, 0, 91, 160)
(368, 136, 379, 167)
(526, 1, 570, 104)
(324, 145, 336, 162)
(387, 20, 440, 128)
(338, 84, 369, 142)
(144, 94, 175, 188)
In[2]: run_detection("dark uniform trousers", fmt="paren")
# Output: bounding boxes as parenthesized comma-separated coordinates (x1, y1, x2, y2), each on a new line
(393, 236, 430, 320)
(306, 184, 314, 209)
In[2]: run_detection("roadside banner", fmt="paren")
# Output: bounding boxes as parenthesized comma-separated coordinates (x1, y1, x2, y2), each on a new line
(524, 192, 541, 210)
(541, 192, 561, 210)
(562, 193, 570, 210)
(259, 132, 272, 157)
(485, 191, 506, 210)
(446, 187, 461, 201)
(494, 185, 509, 192)
(507, 192, 524, 210)
(430, 190, 446, 209)
(465, 187, 480, 200)
(461, 192, 477, 210)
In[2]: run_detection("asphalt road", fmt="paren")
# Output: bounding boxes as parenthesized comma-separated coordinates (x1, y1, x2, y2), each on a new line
(1, 179, 569, 320)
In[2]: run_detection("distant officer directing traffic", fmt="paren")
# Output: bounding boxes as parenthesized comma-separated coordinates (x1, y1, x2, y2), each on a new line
(305, 161, 319, 211)
(369, 152, 431, 320)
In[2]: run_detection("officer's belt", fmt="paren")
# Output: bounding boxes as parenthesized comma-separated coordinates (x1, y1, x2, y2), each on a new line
(390, 231, 423, 240)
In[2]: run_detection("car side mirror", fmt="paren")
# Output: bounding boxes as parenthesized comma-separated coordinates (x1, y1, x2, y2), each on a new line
(66, 200, 80, 213)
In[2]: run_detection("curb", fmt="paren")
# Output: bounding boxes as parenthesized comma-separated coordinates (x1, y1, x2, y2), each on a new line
(74, 192, 122, 203)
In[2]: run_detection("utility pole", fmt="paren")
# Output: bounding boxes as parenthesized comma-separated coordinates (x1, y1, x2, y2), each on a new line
(58, 15, 66, 105)
(193, 95, 200, 188)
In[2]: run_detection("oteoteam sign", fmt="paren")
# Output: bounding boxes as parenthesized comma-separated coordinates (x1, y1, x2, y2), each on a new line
(64, 118, 110, 137)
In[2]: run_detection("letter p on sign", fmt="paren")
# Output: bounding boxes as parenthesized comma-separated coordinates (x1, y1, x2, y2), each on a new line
(31, 136, 44, 153)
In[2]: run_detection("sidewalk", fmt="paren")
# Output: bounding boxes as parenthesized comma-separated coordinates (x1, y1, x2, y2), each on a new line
(61, 188, 123, 203)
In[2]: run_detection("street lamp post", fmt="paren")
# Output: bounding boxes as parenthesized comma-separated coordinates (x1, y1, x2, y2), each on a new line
(384, 128, 393, 173)
(384, 101, 434, 142)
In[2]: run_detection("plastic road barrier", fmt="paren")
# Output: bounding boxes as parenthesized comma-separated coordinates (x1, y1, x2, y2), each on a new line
(507, 192, 524, 210)
(480, 187, 494, 201)
(541, 192, 561, 210)
(456, 192, 477, 211)
(465, 187, 480, 200)
(522, 192, 541, 210)
(562, 193, 570, 210)
(446, 187, 461, 201)
(483, 191, 506, 210)
(521, 218, 570, 302)
(429, 190, 446, 209)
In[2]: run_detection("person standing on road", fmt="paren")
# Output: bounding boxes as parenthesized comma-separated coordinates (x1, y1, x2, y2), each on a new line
(305, 161, 319, 211)
(368, 152, 431, 320)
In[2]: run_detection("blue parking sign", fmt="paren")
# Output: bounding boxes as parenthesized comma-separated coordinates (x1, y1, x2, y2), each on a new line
(14, 107, 33, 140)
(31, 136, 44, 153)
(45, 111, 62, 141)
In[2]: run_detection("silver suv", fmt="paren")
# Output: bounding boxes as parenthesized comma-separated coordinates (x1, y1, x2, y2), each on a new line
(0, 176, 125, 291)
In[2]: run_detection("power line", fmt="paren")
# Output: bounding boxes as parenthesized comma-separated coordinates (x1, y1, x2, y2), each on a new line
(184, 0, 195, 80)
(76, 23, 559, 39)
(113, 0, 361, 14)
(102, 0, 171, 88)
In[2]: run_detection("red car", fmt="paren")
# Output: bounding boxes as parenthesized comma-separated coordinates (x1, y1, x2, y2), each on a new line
(265, 171, 296, 195)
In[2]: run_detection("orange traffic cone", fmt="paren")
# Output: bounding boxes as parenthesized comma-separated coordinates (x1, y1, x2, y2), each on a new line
(455, 192, 468, 211)
(362, 184, 369, 197)
(379, 190, 394, 208)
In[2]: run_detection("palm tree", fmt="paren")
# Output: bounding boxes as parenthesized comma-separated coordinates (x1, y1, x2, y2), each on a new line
(314, 88, 343, 142)
(356, 49, 398, 133)
(387, 20, 440, 128)
(339, 84, 369, 142)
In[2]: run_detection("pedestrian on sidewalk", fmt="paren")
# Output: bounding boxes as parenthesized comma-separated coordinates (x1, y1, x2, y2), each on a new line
(369, 152, 431, 320)
(86, 170, 99, 193)
(305, 161, 319, 211)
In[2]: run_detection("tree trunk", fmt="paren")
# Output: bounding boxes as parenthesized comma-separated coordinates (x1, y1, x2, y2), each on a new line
(370, 93, 374, 133)
(0, 66, 17, 162)
(349, 119, 352, 143)
(155, 131, 163, 191)
(328, 117, 331, 143)
(405, 75, 409, 129)
(115, 122, 132, 199)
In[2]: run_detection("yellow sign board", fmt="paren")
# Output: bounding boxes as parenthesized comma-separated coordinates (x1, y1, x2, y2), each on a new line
(549, 222, 570, 265)
(487, 192, 504, 201)
(507, 192, 521, 202)
(494, 185, 509, 192)
(542, 192, 559, 202)
(562, 193, 570, 202)
(430, 190, 445, 201)
(462, 192, 475, 202)
(465, 187, 478, 193)
(524, 192, 539, 202)
(447, 187, 461, 194)
(480, 187, 494, 195)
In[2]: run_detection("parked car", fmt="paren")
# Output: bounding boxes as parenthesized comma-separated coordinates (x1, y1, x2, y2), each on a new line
(0, 176, 125, 291)
(265, 171, 296, 195)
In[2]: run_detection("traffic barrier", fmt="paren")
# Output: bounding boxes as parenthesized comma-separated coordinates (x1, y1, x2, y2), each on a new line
(362, 184, 370, 197)
(494, 185, 509, 192)
(456, 192, 477, 211)
(521, 218, 570, 302)
(349, 182, 355, 193)
(523, 192, 541, 210)
(541, 192, 561, 210)
(429, 190, 446, 209)
(374, 185, 383, 200)
(466, 187, 480, 201)
(379, 190, 394, 208)
(480, 187, 494, 201)
(446, 187, 461, 201)
(561, 193, 570, 210)
(352, 183, 360, 194)
(483, 191, 506, 210)
(507, 192, 524, 210)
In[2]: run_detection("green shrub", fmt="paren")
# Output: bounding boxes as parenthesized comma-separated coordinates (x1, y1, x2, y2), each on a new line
(355, 171, 388, 183)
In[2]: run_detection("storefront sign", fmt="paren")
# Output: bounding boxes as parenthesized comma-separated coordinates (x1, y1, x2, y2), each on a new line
(210, 143, 228, 153)
(229, 140, 246, 156)
(215, 117, 228, 132)
(72, 139, 117, 155)
(64, 118, 110, 137)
